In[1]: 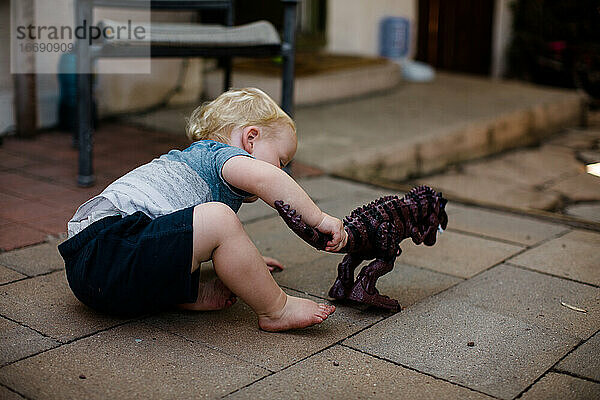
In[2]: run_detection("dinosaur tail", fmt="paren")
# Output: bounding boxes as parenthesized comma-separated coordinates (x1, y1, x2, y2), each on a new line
(274, 200, 351, 252)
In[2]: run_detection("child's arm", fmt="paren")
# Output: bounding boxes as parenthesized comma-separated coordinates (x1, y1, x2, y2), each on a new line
(222, 156, 347, 252)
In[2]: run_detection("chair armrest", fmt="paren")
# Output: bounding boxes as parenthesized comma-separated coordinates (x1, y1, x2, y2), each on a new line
(91, 0, 231, 11)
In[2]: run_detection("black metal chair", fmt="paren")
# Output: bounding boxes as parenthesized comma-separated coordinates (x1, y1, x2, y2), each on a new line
(75, 0, 298, 187)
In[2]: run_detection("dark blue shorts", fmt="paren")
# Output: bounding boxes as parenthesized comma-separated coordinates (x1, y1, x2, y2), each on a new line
(58, 206, 200, 316)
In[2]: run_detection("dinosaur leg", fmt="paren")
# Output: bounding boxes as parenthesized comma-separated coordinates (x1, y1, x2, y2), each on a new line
(328, 254, 363, 300)
(348, 258, 399, 311)
(347, 222, 401, 311)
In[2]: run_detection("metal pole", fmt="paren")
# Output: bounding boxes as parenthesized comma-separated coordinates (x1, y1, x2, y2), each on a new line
(281, 0, 298, 118)
(222, 1, 234, 92)
(76, 0, 95, 186)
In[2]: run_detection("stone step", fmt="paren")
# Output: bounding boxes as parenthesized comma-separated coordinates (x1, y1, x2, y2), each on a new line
(204, 57, 402, 106)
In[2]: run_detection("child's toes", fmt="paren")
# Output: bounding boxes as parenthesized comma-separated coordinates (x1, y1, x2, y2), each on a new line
(319, 304, 336, 315)
(316, 306, 333, 319)
(313, 314, 325, 323)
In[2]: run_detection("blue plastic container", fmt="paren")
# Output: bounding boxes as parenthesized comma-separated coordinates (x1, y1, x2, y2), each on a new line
(379, 17, 410, 59)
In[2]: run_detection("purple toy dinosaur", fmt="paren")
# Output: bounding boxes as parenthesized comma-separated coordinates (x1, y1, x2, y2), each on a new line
(274, 185, 448, 311)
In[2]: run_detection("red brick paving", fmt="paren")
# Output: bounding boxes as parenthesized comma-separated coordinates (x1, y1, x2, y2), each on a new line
(0, 122, 323, 252)
(22, 209, 77, 235)
(0, 123, 187, 251)
(0, 195, 62, 224)
(0, 223, 49, 251)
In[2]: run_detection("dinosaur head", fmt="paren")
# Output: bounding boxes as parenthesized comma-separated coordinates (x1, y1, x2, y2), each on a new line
(407, 187, 448, 246)
(423, 191, 448, 246)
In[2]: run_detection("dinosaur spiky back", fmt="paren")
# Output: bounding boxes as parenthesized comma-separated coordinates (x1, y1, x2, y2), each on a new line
(342, 186, 447, 253)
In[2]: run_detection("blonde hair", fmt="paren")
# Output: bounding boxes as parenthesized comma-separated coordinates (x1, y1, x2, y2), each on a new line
(186, 87, 296, 143)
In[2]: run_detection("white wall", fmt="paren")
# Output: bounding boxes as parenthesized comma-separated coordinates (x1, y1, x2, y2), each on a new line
(326, 0, 417, 58)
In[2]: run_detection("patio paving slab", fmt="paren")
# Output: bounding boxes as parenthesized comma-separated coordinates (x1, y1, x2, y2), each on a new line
(556, 331, 600, 382)
(229, 345, 493, 400)
(520, 372, 600, 399)
(244, 217, 328, 267)
(0, 190, 62, 224)
(447, 204, 569, 246)
(0, 242, 64, 277)
(0, 150, 36, 170)
(0, 271, 130, 343)
(438, 264, 600, 340)
(272, 253, 343, 298)
(0, 316, 60, 367)
(509, 229, 600, 286)
(237, 199, 277, 223)
(547, 127, 600, 149)
(459, 144, 583, 188)
(274, 253, 462, 308)
(0, 323, 269, 400)
(144, 290, 386, 372)
(565, 202, 600, 223)
(0, 223, 48, 252)
(0, 170, 84, 206)
(236, 175, 385, 224)
(314, 191, 399, 220)
(0, 385, 26, 400)
(22, 210, 71, 236)
(293, 73, 582, 180)
(398, 230, 524, 279)
(0, 266, 25, 286)
(547, 172, 600, 202)
(298, 176, 391, 204)
(344, 296, 579, 399)
(419, 172, 563, 211)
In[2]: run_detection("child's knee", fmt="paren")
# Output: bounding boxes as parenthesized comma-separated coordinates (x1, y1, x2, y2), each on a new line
(193, 202, 242, 236)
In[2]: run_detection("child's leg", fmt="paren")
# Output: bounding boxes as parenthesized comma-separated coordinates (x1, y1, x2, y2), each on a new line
(189, 202, 335, 331)
(177, 278, 237, 311)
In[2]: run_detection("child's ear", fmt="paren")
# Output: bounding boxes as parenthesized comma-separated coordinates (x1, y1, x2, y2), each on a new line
(242, 126, 260, 153)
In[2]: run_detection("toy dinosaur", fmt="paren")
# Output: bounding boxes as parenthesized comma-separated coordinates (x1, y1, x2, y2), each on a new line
(274, 185, 448, 311)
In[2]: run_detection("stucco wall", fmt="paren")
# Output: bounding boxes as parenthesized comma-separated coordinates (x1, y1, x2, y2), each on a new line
(326, 0, 417, 57)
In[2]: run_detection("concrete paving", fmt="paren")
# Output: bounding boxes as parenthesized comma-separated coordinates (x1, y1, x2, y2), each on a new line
(1, 76, 599, 398)
(556, 331, 600, 382)
(1, 175, 598, 399)
(415, 126, 600, 218)
(1, 323, 270, 399)
(520, 372, 600, 399)
(345, 296, 579, 399)
(509, 230, 600, 286)
(229, 345, 493, 400)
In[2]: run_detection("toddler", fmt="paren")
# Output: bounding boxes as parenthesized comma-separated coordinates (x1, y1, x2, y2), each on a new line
(58, 88, 346, 332)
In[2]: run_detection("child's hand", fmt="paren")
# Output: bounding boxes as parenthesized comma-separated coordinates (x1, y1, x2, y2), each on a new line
(315, 213, 348, 252)
(263, 256, 284, 272)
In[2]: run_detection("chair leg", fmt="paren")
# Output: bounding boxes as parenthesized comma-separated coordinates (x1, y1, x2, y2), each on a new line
(75, 0, 95, 187)
(281, 52, 294, 117)
(281, 0, 298, 117)
(76, 73, 95, 187)
(222, 57, 232, 92)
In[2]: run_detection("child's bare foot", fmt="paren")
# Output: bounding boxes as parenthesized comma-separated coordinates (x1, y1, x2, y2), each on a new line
(177, 278, 237, 311)
(258, 295, 336, 332)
